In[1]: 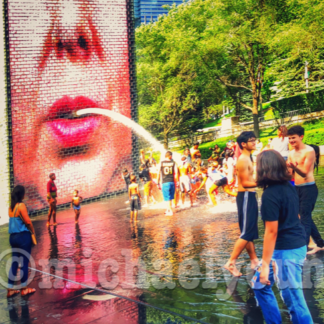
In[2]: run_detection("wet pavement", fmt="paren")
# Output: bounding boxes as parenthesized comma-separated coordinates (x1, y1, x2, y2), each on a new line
(1, 163, 324, 323)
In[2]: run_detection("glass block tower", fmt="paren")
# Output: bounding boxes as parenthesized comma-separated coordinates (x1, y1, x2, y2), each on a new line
(134, 0, 185, 26)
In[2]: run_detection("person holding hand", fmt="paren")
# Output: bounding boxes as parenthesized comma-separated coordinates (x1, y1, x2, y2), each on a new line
(251, 150, 312, 324)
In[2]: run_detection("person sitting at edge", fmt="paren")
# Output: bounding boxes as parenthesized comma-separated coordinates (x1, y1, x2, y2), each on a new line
(224, 131, 259, 277)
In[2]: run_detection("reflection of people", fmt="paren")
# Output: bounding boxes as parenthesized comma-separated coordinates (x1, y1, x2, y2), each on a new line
(224, 132, 259, 277)
(252, 150, 312, 324)
(226, 278, 264, 323)
(10, 0, 132, 211)
(8, 298, 31, 322)
(71, 190, 83, 223)
(7, 185, 36, 297)
(47, 173, 57, 226)
(48, 226, 58, 260)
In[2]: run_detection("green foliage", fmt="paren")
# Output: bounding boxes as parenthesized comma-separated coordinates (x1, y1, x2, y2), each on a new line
(304, 129, 324, 146)
(270, 89, 324, 116)
(194, 136, 235, 159)
(266, 0, 324, 97)
(136, 0, 324, 143)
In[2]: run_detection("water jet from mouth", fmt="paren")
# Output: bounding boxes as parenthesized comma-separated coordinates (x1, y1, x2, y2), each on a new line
(76, 108, 181, 163)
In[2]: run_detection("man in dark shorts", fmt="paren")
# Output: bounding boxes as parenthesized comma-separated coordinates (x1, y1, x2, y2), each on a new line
(224, 132, 259, 277)
(287, 125, 324, 254)
(157, 151, 179, 216)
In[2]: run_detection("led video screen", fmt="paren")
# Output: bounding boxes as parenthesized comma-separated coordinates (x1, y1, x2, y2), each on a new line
(7, 0, 134, 212)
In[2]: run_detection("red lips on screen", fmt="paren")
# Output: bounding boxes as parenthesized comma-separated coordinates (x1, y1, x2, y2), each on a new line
(46, 96, 101, 148)
(9, 0, 133, 210)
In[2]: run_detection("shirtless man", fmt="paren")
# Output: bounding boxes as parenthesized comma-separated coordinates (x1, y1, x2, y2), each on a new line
(190, 142, 200, 160)
(287, 125, 324, 254)
(224, 131, 259, 276)
(179, 156, 193, 207)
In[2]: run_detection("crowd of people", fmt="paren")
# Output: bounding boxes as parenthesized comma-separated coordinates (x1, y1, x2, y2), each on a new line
(5, 124, 323, 323)
(120, 125, 322, 323)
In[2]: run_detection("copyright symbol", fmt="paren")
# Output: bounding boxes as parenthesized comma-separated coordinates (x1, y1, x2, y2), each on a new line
(0, 248, 36, 289)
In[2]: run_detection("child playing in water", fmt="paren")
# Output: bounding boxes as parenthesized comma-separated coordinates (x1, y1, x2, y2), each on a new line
(128, 175, 142, 222)
(71, 190, 83, 223)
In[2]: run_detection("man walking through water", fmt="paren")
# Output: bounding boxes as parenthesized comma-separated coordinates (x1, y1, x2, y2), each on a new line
(287, 125, 324, 254)
(224, 131, 259, 276)
(157, 151, 179, 216)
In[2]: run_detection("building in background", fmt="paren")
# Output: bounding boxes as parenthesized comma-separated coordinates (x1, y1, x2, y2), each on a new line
(134, 0, 185, 26)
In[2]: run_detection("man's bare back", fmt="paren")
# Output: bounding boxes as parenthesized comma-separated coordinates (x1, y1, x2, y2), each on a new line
(288, 145, 315, 185)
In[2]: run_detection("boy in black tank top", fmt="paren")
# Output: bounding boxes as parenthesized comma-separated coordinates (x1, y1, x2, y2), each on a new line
(157, 151, 179, 216)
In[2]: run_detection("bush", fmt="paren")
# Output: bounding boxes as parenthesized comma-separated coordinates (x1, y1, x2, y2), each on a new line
(198, 135, 235, 159)
(270, 89, 324, 115)
(304, 129, 324, 146)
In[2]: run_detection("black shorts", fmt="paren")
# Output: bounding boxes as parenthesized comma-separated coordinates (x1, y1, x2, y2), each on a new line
(130, 195, 141, 211)
(214, 177, 228, 187)
(237, 191, 259, 242)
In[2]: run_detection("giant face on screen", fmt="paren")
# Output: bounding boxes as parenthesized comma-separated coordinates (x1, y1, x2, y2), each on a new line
(8, 0, 133, 210)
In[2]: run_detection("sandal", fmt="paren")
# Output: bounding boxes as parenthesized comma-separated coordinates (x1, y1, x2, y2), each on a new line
(7, 289, 20, 298)
(21, 287, 36, 296)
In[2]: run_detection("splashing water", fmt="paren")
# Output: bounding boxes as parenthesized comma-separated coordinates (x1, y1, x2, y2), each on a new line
(76, 108, 181, 162)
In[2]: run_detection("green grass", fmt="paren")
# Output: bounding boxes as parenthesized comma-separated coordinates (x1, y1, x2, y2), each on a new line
(203, 119, 222, 128)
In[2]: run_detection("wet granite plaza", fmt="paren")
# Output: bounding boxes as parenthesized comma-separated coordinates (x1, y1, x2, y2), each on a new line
(0, 164, 324, 324)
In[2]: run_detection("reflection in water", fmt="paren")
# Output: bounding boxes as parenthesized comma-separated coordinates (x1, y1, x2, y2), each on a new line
(1, 163, 323, 324)
(226, 277, 264, 323)
(48, 226, 58, 260)
(8, 297, 30, 323)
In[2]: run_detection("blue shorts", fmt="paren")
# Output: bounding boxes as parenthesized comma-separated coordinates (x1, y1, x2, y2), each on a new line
(162, 182, 175, 202)
(73, 205, 81, 210)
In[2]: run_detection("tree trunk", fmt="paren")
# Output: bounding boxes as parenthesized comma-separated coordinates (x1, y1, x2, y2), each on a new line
(252, 97, 260, 137)
(163, 132, 169, 149)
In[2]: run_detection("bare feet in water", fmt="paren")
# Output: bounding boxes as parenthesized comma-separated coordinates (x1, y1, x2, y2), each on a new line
(307, 246, 324, 255)
(250, 258, 260, 270)
(224, 262, 242, 277)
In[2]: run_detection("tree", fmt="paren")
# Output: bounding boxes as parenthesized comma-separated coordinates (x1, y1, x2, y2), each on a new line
(136, 2, 225, 148)
(266, 0, 324, 98)
(136, 0, 320, 139)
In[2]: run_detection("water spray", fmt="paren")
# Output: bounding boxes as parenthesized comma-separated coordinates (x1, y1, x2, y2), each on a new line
(76, 108, 181, 163)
